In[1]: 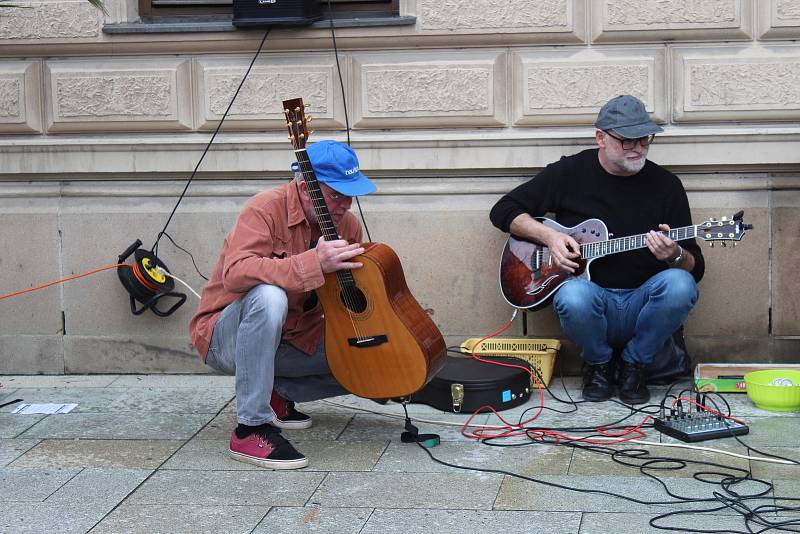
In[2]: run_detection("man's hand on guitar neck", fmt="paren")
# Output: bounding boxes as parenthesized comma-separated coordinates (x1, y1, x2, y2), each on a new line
(316, 236, 365, 273)
(509, 213, 581, 273)
(647, 224, 695, 272)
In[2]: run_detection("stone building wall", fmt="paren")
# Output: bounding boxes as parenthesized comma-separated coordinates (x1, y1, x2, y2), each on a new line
(0, 0, 798, 373)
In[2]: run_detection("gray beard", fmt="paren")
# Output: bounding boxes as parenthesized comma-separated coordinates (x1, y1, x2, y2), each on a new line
(622, 156, 646, 174)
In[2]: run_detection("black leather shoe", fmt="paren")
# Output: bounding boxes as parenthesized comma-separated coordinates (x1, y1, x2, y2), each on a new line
(618, 361, 651, 404)
(582, 361, 615, 402)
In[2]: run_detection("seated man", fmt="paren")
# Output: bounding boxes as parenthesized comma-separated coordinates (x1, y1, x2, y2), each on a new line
(189, 140, 376, 469)
(489, 95, 704, 404)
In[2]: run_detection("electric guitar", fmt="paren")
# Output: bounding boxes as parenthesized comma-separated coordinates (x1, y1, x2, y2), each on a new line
(499, 212, 752, 310)
(283, 98, 446, 399)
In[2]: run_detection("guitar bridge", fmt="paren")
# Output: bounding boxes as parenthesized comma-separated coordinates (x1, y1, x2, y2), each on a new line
(348, 335, 388, 348)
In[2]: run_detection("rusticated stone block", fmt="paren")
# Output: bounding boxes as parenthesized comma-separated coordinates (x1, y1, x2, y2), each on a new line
(673, 46, 800, 123)
(0, 60, 42, 133)
(0, 1, 102, 41)
(417, 0, 572, 32)
(45, 58, 192, 132)
(511, 48, 665, 126)
(350, 50, 507, 128)
(759, 0, 800, 40)
(194, 55, 345, 131)
(592, 0, 752, 42)
(772, 193, 800, 336)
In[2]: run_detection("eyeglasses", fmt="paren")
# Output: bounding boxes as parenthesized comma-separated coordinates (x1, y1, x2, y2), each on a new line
(322, 185, 347, 201)
(604, 130, 656, 150)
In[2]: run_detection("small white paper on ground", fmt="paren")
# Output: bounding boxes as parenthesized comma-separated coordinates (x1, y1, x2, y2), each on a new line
(11, 403, 78, 414)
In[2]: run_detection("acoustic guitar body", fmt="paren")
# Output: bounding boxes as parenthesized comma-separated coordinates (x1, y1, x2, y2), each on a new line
(316, 242, 447, 399)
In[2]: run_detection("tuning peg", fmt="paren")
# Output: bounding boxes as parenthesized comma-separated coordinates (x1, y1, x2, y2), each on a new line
(710, 242, 714, 248)
(307, 115, 313, 122)
(299, 133, 305, 139)
(294, 106, 301, 112)
(283, 108, 289, 114)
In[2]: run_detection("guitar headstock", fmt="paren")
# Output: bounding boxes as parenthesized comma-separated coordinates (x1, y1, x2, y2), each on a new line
(283, 97, 311, 150)
(697, 210, 752, 244)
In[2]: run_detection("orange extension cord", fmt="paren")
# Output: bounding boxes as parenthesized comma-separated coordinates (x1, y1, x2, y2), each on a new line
(0, 264, 130, 301)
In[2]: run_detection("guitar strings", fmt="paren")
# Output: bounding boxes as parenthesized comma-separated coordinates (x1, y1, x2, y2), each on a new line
(294, 148, 366, 341)
(580, 224, 699, 259)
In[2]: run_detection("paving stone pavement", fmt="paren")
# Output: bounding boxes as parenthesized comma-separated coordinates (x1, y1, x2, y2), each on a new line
(1, 373, 799, 534)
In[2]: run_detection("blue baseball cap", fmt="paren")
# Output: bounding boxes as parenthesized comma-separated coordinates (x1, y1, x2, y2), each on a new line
(301, 140, 376, 197)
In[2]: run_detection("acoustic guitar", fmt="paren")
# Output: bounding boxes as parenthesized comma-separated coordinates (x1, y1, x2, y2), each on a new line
(499, 212, 751, 310)
(283, 98, 446, 399)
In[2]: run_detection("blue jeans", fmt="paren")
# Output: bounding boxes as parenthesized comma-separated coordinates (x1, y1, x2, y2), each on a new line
(205, 284, 347, 427)
(552, 269, 699, 366)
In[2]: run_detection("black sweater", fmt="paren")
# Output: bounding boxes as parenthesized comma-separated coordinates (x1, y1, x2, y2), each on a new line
(490, 149, 704, 289)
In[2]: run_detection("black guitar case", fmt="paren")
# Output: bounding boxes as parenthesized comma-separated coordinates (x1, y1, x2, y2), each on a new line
(408, 356, 532, 413)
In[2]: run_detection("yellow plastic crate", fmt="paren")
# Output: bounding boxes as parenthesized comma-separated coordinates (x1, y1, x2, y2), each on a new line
(460, 337, 561, 387)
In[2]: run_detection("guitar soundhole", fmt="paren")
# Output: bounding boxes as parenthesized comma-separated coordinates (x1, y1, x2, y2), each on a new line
(339, 286, 368, 314)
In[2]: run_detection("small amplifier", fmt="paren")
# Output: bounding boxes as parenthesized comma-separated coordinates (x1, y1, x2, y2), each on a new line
(232, 0, 323, 28)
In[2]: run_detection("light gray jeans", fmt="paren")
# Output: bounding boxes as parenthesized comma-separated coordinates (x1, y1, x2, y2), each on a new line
(205, 284, 347, 426)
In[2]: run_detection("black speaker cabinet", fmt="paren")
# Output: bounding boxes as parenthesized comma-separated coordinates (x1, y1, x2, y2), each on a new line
(232, 0, 323, 27)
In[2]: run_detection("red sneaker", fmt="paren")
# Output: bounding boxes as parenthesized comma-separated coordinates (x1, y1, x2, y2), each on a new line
(228, 425, 308, 470)
(270, 390, 312, 430)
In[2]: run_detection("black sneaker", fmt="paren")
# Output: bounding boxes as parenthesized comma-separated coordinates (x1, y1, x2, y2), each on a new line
(229, 424, 308, 470)
(618, 361, 651, 405)
(582, 361, 615, 402)
(270, 390, 312, 430)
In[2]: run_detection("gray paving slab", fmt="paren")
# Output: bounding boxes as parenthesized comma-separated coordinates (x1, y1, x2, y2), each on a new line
(194, 409, 353, 441)
(46, 468, 151, 505)
(773, 479, 800, 516)
(374, 440, 571, 475)
(0, 388, 19, 406)
(568, 442, 750, 478)
(0, 413, 45, 437)
(127, 470, 326, 506)
(516, 400, 653, 431)
(310, 472, 502, 509)
(338, 413, 490, 442)
(7, 386, 234, 413)
(18, 412, 215, 440)
(494, 474, 774, 514)
(323, 395, 502, 420)
(740, 416, 800, 447)
(10, 439, 184, 469)
(0, 438, 39, 466)
(362, 509, 582, 534)
(90, 504, 268, 534)
(0, 375, 119, 388)
(0, 502, 106, 534)
(253, 506, 372, 533)
(0, 467, 80, 502)
(749, 447, 800, 481)
(578, 511, 755, 534)
(108, 374, 235, 388)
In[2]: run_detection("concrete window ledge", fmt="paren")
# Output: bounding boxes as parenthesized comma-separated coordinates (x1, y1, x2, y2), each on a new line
(103, 15, 416, 34)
